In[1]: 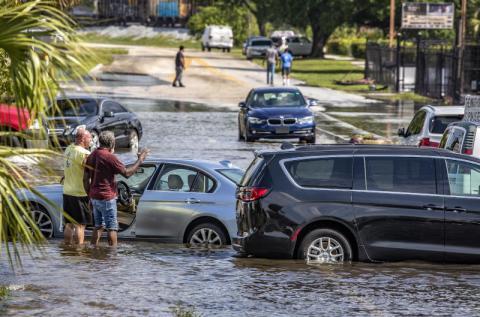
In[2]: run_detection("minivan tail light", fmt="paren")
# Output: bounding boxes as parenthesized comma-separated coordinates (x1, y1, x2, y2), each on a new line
(463, 148, 473, 155)
(237, 187, 269, 202)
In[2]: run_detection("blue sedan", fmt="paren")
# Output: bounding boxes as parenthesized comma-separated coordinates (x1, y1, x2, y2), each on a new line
(238, 87, 316, 143)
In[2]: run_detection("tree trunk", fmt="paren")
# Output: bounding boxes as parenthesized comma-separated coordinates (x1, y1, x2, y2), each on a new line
(256, 15, 267, 36)
(311, 28, 330, 58)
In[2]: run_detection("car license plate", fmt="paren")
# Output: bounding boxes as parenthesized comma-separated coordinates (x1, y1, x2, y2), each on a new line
(276, 127, 289, 134)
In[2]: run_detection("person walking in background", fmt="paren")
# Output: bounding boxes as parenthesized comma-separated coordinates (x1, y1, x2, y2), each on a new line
(280, 49, 294, 86)
(84, 131, 149, 247)
(265, 44, 278, 86)
(172, 45, 185, 87)
(63, 128, 92, 245)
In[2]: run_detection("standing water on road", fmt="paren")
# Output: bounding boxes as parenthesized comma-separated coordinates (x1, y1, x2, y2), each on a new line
(2, 241, 480, 316)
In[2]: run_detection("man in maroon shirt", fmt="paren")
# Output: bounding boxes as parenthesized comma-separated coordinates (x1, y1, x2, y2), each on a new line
(84, 131, 148, 246)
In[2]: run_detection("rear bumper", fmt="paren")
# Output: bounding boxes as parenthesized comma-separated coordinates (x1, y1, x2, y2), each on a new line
(233, 230, 296, 258)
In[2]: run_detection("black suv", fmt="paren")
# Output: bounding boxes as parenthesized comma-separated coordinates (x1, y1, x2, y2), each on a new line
(234, 145, 480, 263)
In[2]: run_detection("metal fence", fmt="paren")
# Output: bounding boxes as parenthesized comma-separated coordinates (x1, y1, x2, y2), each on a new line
(365, 40, 480, 101)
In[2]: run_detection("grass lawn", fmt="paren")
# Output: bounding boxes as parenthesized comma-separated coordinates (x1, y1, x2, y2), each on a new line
(81, 33, 200, 50)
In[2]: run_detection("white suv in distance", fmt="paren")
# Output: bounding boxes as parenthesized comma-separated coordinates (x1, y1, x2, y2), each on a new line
(398, 105, 464, 147)
(201, 25, 233, 52)
(439, 121, 480, 156)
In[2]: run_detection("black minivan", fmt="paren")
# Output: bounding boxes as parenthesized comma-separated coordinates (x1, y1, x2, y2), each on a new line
(234, 145, 480, 263)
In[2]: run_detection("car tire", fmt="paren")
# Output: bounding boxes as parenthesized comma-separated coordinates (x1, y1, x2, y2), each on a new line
(243, 127, 255, 142)
(227, 48, 231, 53)
(187, 223, 227, 248)
(29, 205, 54, 238)
(128, 129, 139, 150)
(297, 228, 352, 263)
(302, 134, 316, 144)
(201, 44, 205, 52)
(207, 46, 211, 52)
(238, 124, 244, 141)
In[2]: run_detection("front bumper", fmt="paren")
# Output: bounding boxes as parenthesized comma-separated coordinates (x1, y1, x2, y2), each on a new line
(248, 123, 315, 139)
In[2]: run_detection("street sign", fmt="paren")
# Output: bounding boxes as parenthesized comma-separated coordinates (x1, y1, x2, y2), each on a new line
(463, 95, 480, 122)
(401, 2, 454, 29)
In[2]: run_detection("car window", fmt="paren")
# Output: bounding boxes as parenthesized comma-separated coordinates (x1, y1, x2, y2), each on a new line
(241, 156, 264, 186)
(429, 115, 463, 134)
(406, 110, 426, 136)
(103, 101, 125, 114)
(365, 157, 436, 194)
(153, 164, 215, 193)
(116, 165, 156, 194)
(446, 160, 480, 196)
(300, 37, 311, 44)
(251, 91, 306, 107)
(443, 127, 465, 153)
(251, 40, 272, 46)
(217, 168, 244, 185)
(54, 99, 98, 116)
(284, 157, 353, 189)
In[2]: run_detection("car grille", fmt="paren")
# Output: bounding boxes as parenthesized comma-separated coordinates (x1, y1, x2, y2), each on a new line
(267, 118, 297, 125)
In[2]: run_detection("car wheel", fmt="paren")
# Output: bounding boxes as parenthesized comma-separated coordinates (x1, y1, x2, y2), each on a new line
(90, 130, 99, 150)
(302, 134, 316, 144)
(238, 123, 244, 141)
(29, 206, 54, 238)
(243, 125, 255, 142)
(227, 48, 231, 53)
(297, 228, 352, 264)
(207, 46, 211, 52)
(201, 44, 205, 51)
(187, 223, 227, 248)
(128, 129, 139, 151)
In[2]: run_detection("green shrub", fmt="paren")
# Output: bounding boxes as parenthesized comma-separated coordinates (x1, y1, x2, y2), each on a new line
(326, 39, 366, 58)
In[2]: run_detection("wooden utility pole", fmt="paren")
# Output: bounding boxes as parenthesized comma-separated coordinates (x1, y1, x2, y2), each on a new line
(457, 0, 467, 98)
(389, 0, 396, 47)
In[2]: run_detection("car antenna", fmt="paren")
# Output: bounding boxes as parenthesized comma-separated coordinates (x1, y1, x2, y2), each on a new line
(280, 142, 295, 150)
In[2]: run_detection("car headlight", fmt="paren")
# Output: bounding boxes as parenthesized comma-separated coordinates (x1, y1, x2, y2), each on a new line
(248, 117, 265, 124)
(28, 119, 41, 130)
(65, 124, 86, 135)
(298, 116, 314, 124)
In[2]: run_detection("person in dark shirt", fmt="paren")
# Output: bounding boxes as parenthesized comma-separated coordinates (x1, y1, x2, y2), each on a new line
(172, 45, 185, 87)
(84, 131, 149, 246)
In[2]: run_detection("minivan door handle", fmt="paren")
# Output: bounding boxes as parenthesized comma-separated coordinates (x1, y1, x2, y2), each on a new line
(447, 207, 467, 213)
(422, 204, 444, 211)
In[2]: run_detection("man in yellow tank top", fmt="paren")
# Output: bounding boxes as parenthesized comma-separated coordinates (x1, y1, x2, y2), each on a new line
(63, 128, 92, 245)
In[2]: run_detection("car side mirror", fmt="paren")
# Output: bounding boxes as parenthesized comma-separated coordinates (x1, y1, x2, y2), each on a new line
(398, 127, 405, 137)
(239, 102, 247, 108)
(103, 111, 114, 118)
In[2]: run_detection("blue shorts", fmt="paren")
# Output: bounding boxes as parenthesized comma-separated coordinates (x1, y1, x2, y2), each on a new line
(92, 198, 118, 231)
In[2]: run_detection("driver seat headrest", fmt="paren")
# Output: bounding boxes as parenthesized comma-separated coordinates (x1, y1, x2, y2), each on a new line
(168, 174, 184, 190)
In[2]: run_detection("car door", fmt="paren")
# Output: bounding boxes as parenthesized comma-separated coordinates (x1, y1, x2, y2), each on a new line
(443, 158, 480, 262)
(135, 163, 217, 241)
(110, 102, 130, 146)
(99, 101, 121, 138)
(353, 155, 445, 262)
(238, 90, 253, 133)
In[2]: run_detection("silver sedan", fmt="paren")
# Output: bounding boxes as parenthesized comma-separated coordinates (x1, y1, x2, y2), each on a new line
(18, 159, 244, 247)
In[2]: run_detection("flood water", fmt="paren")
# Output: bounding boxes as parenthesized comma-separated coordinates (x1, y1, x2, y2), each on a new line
(2, 241, 480, 316)
(2, 74, 469, 316)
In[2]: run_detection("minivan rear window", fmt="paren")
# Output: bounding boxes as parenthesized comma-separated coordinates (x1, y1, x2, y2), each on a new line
(240, 156, 265, 186)
(429, 115, 464, 134)
(284, 157, 353, 189)
(365, 157, 436, 194)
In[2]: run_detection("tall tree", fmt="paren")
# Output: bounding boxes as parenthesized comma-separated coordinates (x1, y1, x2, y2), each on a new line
(286, 0, 356, 57)
(236, 0, 276, 36)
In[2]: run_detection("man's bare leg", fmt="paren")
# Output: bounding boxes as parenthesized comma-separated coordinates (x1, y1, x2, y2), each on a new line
(63, 224, 74, 245)
(107, 230, 117, 247)
(74, 224, 86, 245)
(91, 227, 103, 246)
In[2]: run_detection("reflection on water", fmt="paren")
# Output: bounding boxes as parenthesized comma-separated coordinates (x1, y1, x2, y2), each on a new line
(2, 240, 480, 316)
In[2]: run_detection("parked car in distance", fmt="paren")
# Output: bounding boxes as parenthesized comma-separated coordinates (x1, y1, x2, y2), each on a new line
(245, 37, 273, 60)
(286, 36, 312, 57)
(234, 144, 480, 263)
(439, 121, 480, 156)
(48, 97, 143, 149)
(397, 105, 464, 147)
(0, 103, 47, 148)
(18, 159, 244, 247)
(201, 25, 233, 52)
(238, 87, 317, 143)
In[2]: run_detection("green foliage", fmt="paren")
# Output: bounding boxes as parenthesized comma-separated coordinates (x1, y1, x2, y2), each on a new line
(188, 5, 251, 45)
(0, 286, 9, 299)
(326, 38, 367, 58)
(171, 305, 202, 317)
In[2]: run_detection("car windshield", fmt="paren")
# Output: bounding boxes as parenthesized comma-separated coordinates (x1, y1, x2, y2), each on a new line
(53, 99, 98, 117)
(252, 40, 272, 46)
(429, 115, 464, 134)
(217, 168, 244, 185)
(250, 91, 306, 108)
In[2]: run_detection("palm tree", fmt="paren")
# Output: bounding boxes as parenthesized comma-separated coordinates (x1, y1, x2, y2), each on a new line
(0, 0, 88, 266)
